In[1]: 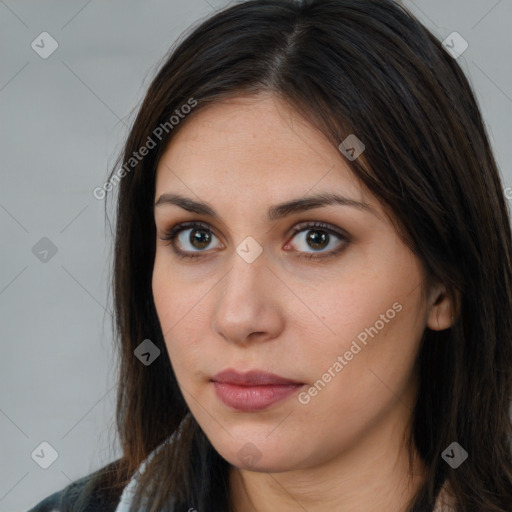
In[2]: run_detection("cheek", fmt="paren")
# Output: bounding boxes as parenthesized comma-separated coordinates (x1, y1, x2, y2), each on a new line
(152, 263, 178, 334)
(152, 261, 187, 356)
(152, 259, 210, 380)
(291, 303, 424, 460)
(152, 252, 201, 331)
(296, 261, 426, 403)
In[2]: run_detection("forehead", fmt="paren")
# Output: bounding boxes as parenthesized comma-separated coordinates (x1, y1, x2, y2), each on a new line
(154, 93, 371, 209)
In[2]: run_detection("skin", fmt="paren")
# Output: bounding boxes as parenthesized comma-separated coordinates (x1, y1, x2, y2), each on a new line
(152, 93, 454, 512)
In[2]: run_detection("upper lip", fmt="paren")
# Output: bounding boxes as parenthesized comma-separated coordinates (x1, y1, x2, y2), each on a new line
(211, 368, 303, 386)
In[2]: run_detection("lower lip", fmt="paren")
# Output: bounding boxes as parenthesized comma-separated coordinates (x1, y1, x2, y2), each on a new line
(212, 382, 303, 411)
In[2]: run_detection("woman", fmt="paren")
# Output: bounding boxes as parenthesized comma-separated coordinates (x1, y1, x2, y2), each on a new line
(28, 0, 512, 510)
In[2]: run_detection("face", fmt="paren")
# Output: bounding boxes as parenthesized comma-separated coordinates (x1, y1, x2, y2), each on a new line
(152, 93, 433, 473)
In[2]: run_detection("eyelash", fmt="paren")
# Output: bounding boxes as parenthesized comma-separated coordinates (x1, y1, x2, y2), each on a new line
(159, 221, 350, 261)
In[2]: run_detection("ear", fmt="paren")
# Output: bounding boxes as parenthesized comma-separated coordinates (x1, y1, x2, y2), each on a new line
(426, 281, 456, 331)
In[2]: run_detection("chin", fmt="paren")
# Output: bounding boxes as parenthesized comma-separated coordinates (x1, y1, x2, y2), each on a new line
(209, 433, 309, 473)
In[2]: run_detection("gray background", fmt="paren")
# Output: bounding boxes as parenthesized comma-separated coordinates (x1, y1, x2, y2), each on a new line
(1, 1, 511, 510)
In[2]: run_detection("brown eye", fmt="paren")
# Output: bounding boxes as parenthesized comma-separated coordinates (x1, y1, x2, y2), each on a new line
(285, 222, 348, 259)
(160, 222, 222, 256)
(188, 228, 213, 249)
(305, 230, 329, 250)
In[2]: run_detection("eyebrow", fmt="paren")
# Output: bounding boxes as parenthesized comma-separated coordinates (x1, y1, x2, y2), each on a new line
(155, 192, 378, 220)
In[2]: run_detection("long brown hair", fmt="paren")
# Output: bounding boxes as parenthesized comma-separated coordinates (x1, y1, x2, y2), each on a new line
(82, 1, 512, 510)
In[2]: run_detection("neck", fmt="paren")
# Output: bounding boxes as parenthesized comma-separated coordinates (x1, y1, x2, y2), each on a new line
(229, 413, 427, 512)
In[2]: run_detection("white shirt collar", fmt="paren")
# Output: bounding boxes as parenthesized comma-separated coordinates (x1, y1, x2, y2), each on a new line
(114, 434, 175, 512)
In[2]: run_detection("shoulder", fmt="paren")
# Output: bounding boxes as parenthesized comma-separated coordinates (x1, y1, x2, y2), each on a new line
(26, 459, 126, 512)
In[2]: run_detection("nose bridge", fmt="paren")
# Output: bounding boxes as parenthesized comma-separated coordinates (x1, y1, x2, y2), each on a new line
(219, 246, 267, 316)
(222, 227, 268, 295)
(212, 243, 282, 343)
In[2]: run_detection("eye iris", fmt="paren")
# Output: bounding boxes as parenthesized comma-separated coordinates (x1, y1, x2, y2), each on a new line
(191, 229, 211, 249)
(307, 230, 328, 250)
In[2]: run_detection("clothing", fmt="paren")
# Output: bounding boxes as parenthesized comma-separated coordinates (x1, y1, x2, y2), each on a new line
(27, 438, 456, 512)
(114, 436, 172, 512)
(433, 483, 457, 512)
(26, 437, 172, 512)
(26, 460, 124, 512)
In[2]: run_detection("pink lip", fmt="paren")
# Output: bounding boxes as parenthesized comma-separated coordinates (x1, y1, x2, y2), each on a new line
(211, 369, 304, 411)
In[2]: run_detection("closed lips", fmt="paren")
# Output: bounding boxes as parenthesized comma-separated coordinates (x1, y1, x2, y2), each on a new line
(211, 369, 305, 412)
(211, 369, 303, 386)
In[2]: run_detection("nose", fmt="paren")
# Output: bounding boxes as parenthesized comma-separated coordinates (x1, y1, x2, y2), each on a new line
(211, 246, 285, 346)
